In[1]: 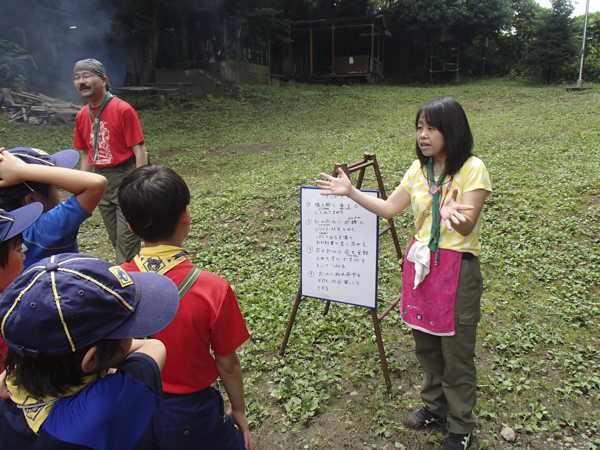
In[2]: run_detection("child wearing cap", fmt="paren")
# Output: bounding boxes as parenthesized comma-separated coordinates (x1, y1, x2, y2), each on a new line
(119, 165, 253, 450)
(0, 147, 107, 268)
(0, 252, 179, 449)
(0, 203, 43, 367)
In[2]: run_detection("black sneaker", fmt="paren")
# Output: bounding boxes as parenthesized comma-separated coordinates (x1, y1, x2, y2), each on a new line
(403, 407, 444, 429)
(440, 432, 471, 450)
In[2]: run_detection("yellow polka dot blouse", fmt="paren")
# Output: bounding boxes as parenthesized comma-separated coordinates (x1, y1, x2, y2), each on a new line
(400, 156, 492, 257)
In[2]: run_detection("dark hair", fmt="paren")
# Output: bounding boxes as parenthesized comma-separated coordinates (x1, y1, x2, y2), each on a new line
(3, 339, 123, 398)
(1, 183, 51, 212)
(415, 97, 473, 175)
(119, 165, 190, 243)
(0, 234, 23, 268)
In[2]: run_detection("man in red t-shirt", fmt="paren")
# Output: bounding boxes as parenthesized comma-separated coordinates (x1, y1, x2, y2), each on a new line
(72, 58, 147, 264)
(119, 165, 253, 450)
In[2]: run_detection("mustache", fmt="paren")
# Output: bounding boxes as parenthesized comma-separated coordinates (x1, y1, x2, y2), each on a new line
(79, 84, 91, 90)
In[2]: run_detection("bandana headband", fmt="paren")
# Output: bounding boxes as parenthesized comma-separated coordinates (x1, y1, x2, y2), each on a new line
(73, 58, 111, 92)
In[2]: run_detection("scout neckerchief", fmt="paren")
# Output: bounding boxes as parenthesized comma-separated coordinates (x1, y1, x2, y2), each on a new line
(426, 158, 454, 255)
(88, 91, 113, 164)
(7, 372, 101, 432)
(133, 245, 188, 275)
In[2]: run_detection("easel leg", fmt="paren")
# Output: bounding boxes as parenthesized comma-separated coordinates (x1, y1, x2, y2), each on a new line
(371, 308, 392, 393)
(279, 286, 303, 356)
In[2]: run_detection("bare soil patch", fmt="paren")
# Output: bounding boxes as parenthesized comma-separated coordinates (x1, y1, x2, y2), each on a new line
(158, 147, 186, 158)
(213, 143, 288, 157)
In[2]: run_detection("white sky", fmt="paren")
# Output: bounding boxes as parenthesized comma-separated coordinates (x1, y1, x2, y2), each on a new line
(535, 0, 600, 16)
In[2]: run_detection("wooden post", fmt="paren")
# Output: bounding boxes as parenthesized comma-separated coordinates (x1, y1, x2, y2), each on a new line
(332, 24, 335, 75)
(310, 29, 314, 75)
(377, 33, 381, 74)
(279, 286, 304, 356)
(382, 31, 385, 75)
(181, 18, 188, 66)
(370, 22, 375, 73)
(370, 153, 403, 259)
(289, 29, 293, 74)
(371, 308, 392, 392)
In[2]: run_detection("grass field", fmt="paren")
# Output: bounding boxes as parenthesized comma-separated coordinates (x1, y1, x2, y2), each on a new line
(1, 79, 599, 449)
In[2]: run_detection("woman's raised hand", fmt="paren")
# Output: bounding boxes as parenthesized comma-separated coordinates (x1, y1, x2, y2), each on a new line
(440, 188, 474, 231)
(316, 166, 352, 197)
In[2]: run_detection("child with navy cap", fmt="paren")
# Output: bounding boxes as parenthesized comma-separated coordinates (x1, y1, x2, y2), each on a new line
(0, 252, 180, 450)
(0, 203, 43, 365)
(0, 203, 42, 291)
(0, 147, 107, 268)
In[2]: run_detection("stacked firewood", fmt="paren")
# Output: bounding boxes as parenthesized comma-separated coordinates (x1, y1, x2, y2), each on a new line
(0, 89, 80, 124)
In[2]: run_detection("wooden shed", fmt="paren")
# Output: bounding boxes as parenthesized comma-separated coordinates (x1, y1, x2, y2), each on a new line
(286, 15, 391, 82)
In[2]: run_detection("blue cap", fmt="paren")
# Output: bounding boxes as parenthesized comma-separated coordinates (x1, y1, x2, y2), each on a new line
(0, 253, 179, 357)
(0, 203, 43, 242)
(0, 147, 80, 205)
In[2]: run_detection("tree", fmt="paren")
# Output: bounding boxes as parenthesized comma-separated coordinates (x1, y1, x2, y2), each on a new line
(111, 0, 177, 84)
(481, 0, 544, 76)
(0, 40, 31, 91)
(246, 8, 292, 45)
(524, 0, 578, 82)
(573, 11, 600, 81)
(384, 0, 510, 78)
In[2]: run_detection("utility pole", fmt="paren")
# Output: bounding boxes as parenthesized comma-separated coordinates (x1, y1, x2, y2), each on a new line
(576, 0, 591, 88)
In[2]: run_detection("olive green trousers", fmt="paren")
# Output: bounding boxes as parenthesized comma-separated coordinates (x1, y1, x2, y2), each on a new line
(412, 256, 483, 434)
(95, 158, 141, 264)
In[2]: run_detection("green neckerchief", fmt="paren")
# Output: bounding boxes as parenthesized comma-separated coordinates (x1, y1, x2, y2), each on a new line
(427, 158, 447, 253)
(88, 91, 113, 164)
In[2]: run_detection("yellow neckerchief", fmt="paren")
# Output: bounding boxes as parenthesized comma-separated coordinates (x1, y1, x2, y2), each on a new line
(133, 245, 188, 275)
(6, 372, 100, 433)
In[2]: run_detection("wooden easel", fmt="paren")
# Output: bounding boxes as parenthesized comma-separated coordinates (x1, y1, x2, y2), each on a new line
(279, 153, 404, 393)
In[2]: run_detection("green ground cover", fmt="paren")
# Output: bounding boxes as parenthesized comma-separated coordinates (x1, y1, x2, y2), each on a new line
(1, 79, 599, 449)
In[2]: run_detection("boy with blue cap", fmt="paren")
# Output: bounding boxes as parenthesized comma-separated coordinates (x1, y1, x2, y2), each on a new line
(0, 203, 43, 364)
(0, 147, 107, 268)
(0, 252, 179, 449)
(0, 203, 42, 291)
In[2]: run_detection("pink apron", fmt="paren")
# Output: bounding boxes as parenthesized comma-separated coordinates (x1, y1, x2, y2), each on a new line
(399, 239, 462, 336)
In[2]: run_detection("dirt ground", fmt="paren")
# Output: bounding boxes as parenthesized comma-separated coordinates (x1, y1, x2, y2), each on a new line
(249, 367, 593, 450)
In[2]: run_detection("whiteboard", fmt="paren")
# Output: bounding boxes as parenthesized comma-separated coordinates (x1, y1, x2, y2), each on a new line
(300, 187, 379, 309)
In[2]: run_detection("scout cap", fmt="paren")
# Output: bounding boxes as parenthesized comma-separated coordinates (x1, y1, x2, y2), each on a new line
(0, 253, 179, 356)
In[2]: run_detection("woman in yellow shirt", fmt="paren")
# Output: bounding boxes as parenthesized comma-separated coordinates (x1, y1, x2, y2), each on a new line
(317, 97, 492, 450)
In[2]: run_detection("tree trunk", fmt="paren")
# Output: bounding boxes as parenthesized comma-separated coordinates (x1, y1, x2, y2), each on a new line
(140, 0, 161, 85)
(422, 38, 431, 77)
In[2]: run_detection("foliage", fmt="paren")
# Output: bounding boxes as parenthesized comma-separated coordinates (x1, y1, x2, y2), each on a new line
(109, 0, 163, 84)
(384, 0, 511, 79)
(388, 0, 509, 40)
(0, 39, 30, 91)
(523, 0, 579, 82)
(574, 11, 600, 82)
(2, 79, 600, 448)
(245, 8, 293, 45)
(483, 0, 545, 76)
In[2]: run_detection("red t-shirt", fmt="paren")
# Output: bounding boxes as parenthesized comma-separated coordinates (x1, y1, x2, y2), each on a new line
(74, 97, 144, 167)
(121, 259, 250, 394)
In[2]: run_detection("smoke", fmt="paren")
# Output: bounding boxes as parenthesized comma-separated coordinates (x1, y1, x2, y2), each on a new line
(0, 0, 126, 103)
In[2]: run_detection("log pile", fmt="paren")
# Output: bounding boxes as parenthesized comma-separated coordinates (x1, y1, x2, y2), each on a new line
(0, 89, 80, 124)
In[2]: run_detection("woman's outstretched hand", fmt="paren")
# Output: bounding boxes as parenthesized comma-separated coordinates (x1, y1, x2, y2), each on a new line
(316, 166, 352, 197)
(441, 188, 475, 231)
